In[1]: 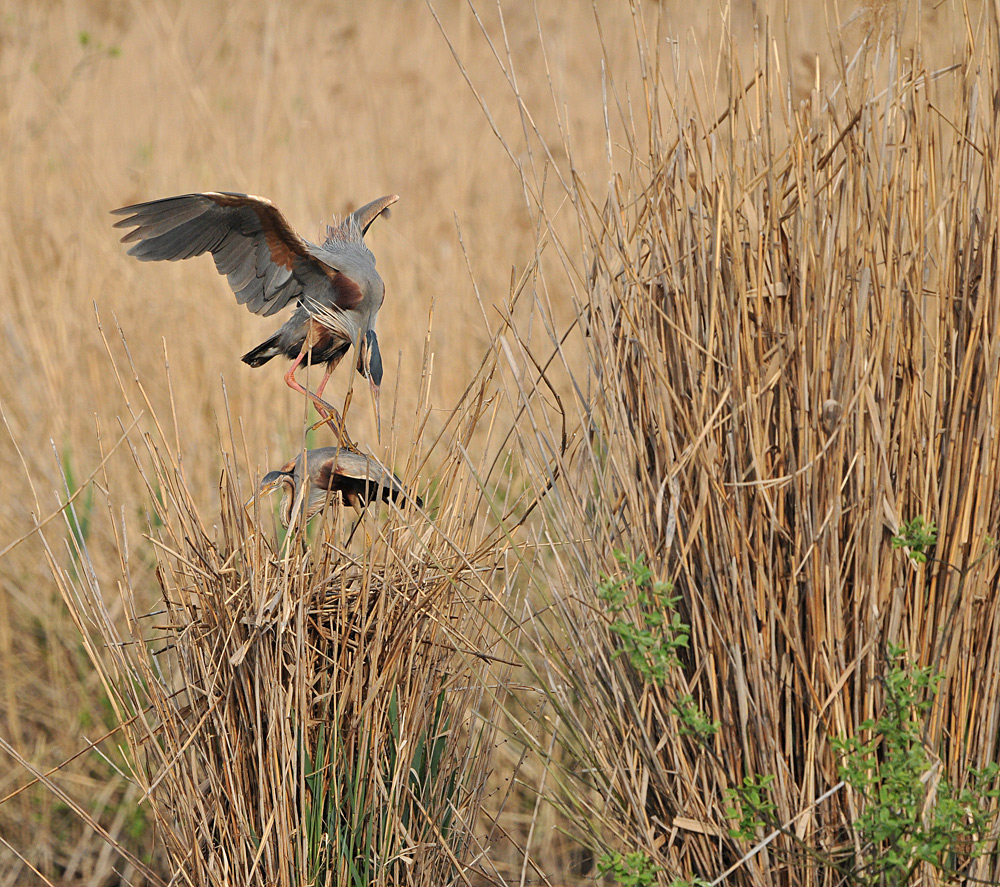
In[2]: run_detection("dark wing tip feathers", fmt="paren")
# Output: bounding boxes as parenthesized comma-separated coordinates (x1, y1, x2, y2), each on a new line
(110, 192, 314, 315)
(110, 191, 253, 212)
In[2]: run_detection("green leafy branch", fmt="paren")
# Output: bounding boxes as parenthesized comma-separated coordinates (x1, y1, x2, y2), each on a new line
(725, 774, 778, 841)
(597, 551, 689, 687)
(598, 850, 661, 887)
(891, 516, 938, 564)
(832, 646, 1000, 884)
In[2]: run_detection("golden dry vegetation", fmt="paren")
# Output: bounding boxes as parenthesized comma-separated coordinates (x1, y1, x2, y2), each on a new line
(2, 1, 999, 886)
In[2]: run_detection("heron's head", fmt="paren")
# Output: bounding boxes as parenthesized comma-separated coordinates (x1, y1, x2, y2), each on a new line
(256, 467, 296, 527)
(258, 469, 291, 497)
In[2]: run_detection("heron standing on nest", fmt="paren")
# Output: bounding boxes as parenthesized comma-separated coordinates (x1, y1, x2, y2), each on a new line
(254, 447, 422, 528)
(111, 191, 397, 440)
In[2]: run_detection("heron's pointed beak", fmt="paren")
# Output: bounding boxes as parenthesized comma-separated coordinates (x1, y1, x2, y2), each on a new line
(365, 329, 384, 443)
(370, 376, 381, 442)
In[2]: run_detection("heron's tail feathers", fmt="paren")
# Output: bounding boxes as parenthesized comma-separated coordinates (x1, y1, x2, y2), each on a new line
(242, 335, 282, 367)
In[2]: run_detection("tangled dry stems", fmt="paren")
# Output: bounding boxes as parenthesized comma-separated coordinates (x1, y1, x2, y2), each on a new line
(476, 5, 1000, 886)
(35, 308, 523, 886)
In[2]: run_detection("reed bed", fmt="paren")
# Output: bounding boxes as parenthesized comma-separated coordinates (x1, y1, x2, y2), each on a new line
(4, 2, 1000, 885)
(19, 311, 522, 886)
(450, 3, 1000, 885)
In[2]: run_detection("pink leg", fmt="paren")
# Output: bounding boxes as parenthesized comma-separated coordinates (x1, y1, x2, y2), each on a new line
(313, 364, 335, 400)
(285, 352, 355, 447)
(282, 351, 335, 412)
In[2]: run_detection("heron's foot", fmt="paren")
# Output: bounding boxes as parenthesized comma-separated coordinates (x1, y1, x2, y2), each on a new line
(306, 388, 358, 449)
(309, 401, 358, 450)
(302, 389, 337, 416)
(312, 414, 355, 447)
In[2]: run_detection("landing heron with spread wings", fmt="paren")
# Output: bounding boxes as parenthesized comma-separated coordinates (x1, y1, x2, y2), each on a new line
(111, 191, 397, 439)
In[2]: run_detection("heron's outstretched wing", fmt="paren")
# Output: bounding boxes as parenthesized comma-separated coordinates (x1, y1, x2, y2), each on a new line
(111, 192, 335, 318)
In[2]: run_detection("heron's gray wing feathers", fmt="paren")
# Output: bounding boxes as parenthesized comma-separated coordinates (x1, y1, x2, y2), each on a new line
(276, 448, 420, 519)
(112, 192, 332, 318)
(308, 449, 407, 505)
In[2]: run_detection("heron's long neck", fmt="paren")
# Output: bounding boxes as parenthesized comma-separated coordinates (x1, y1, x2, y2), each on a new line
(279, 478, 298, 527)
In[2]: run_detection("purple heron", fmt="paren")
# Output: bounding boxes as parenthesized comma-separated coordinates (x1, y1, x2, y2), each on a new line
(256, 447, 422, 526)
(111, 191, 397, 437)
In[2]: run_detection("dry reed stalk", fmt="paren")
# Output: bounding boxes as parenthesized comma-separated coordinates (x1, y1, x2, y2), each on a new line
(442, 4, 1000, 886)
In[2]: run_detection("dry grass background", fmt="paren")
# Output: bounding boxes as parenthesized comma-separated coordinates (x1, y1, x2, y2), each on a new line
(1, 0, 998, 885)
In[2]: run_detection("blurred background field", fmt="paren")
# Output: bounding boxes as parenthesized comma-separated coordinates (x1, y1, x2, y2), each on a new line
(2, 1, 999, 885)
